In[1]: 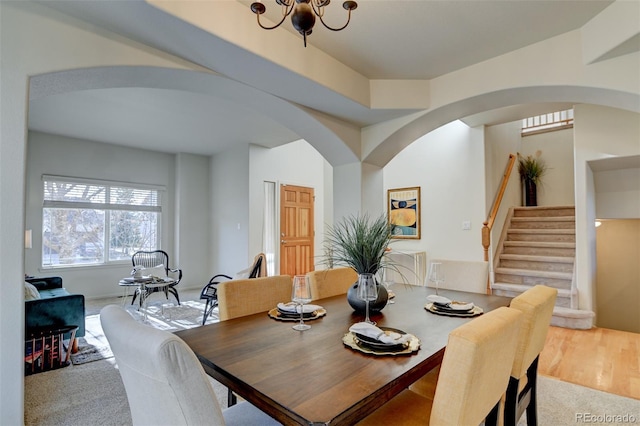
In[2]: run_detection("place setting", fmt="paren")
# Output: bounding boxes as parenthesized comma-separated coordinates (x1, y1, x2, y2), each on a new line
(423, 262, 483, 317)
(424, 294, 483, 317)
(268, 275, 326, 328)
(342, 273, 420, 356)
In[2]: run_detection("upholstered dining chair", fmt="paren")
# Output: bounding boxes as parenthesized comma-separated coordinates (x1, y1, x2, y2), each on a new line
(200, 253, 267, 325)
(357, 306, 523, 426)
(504, 285, 558, 426)
(216, 274, 292, 406)
(307, 267, 357, 300)
(131, 250, 182, 306)
(100, 305, 281, 426)
(217, 274, 292, 321)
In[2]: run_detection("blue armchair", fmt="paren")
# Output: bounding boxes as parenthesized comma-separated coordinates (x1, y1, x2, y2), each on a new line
(25, 276, 85, 338)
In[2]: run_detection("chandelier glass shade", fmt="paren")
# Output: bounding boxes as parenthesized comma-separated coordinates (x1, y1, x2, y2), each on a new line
(250, 0, 358, 47)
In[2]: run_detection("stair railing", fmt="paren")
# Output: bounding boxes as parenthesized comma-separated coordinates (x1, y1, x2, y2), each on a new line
(482, 153, 517, 294)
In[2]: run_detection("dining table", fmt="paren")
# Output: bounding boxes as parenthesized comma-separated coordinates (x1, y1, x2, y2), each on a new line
(175, 285, 511, 426)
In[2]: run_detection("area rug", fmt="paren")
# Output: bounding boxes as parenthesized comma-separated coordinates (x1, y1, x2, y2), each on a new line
(70, 343, 114, 365)
(25, 367, 638, 426)
(71, 300, 218, 365)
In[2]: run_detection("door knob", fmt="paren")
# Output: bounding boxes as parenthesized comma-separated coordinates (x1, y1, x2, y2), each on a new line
(281, 240, 288, 244)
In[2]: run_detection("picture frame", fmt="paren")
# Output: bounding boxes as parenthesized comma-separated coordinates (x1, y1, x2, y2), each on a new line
(387, 186, 421, 239)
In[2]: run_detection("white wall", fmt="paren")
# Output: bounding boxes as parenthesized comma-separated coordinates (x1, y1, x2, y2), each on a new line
(249, 140, 330, 271)
(24, 132, 217, 298)
(574, 104, 640, 312)
(210, 145, 250, 276)
(175, 153, 211, 289)
(484, 121, 522, 267)
(485, 121, 521, 211)
(594, 167, 640, 218)
(519, 128, 575, 206)
(383, 120, 487, 262)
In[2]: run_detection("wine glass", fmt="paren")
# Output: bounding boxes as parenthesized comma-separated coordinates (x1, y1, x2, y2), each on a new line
(291, 275, 312, 331)
(379, 269, 394, 305)
(357, 273, 378, 325)
(428, 262, 444, 295)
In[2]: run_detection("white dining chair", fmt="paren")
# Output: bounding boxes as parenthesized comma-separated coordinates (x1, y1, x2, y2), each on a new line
(100, 305, 281, 425)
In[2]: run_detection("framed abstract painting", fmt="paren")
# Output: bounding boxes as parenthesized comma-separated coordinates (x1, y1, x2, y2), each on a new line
(387, 186, 420, 239)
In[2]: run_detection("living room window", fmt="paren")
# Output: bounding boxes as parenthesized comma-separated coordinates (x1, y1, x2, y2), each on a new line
(42, 176, 162, 268)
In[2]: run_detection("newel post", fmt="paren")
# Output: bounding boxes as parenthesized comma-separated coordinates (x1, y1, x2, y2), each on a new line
(482, 221, 491, 294)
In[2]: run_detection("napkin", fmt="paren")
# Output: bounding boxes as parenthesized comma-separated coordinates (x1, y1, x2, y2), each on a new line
(277, 302, 322, 314)
(349, 322, 412, 345)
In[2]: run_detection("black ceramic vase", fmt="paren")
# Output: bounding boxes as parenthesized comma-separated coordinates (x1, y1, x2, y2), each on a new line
(346, 278, 389, 313)
(524, 180, 537, 206)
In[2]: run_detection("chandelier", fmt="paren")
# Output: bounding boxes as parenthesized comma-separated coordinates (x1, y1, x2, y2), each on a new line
(250, 0, 358, 47)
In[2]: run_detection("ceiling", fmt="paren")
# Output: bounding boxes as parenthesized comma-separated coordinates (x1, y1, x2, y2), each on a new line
(29, 0, 614, 156)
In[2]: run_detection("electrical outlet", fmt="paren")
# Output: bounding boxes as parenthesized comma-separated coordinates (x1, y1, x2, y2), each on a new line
(462, 220, 471, 230)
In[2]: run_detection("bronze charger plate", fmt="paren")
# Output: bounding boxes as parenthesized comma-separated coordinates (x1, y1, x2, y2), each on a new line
(268, 307, 326, 322)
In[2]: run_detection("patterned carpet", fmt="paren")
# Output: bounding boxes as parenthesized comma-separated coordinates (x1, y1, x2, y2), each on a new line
(71, 300, 218, 365)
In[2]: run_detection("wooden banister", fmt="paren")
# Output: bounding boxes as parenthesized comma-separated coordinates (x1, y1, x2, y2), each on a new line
(482, 153, 517, 293)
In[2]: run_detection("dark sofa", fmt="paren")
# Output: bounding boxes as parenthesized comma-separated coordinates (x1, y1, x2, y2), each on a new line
(25, 276, 85, 338)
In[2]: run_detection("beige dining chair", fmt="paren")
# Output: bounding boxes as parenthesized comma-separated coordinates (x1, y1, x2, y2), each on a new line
(428, 258, 489, 294)
(504, 285, 558, 426)
(357, 306, 523, 426)
(200, 252, 267, 325)
(307, 267, 357, 300)
(217, 274, 293, 406)
(100, 305, 280, 426)
(217, 275, 293, 321)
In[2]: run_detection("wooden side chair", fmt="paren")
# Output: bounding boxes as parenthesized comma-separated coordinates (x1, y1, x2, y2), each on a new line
(307, 267, 357, 300)
(504, 285, 558, 426)
(100, 305, 280, 426)
(357, 306, 523, 426)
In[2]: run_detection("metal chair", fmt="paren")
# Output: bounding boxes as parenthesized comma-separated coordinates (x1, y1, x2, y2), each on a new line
(200, 253, 266, 325)
(130, 250, 182, 307)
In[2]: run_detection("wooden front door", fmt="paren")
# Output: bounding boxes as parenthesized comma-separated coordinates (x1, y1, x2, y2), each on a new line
(280, 184, 314, 276)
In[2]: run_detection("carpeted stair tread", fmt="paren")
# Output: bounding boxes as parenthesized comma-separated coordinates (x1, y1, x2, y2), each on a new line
(499, 253, 575, 263)
(503, 241, 575, 248)
(508, 228, 575, 234)
(494, 267, 573, 280)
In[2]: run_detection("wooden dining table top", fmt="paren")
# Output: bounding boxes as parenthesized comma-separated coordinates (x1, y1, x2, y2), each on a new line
(175, 285, 511, 426)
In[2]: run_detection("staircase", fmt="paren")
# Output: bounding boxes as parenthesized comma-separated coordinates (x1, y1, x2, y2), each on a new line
(492, 206, 594, 329)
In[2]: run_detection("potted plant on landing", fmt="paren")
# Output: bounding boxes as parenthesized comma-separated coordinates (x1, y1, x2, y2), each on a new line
(322, 213, 396, 313)
(517, 151, 548, 207)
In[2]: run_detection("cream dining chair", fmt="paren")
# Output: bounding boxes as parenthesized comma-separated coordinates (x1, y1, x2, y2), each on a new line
(200, 252, 267, 325)
(100, 305, 280, 426)
(410, 258, 491, 399)
(504, 285, 557, 426)
(216, 275, 292, 321)
(216, 274, 293, 406)
(307, 267, 357, 300)
(357, 306, 523, 426)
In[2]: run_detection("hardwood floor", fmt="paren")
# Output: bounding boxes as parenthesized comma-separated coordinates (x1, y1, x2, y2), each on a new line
(539, 326, 640, 400)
